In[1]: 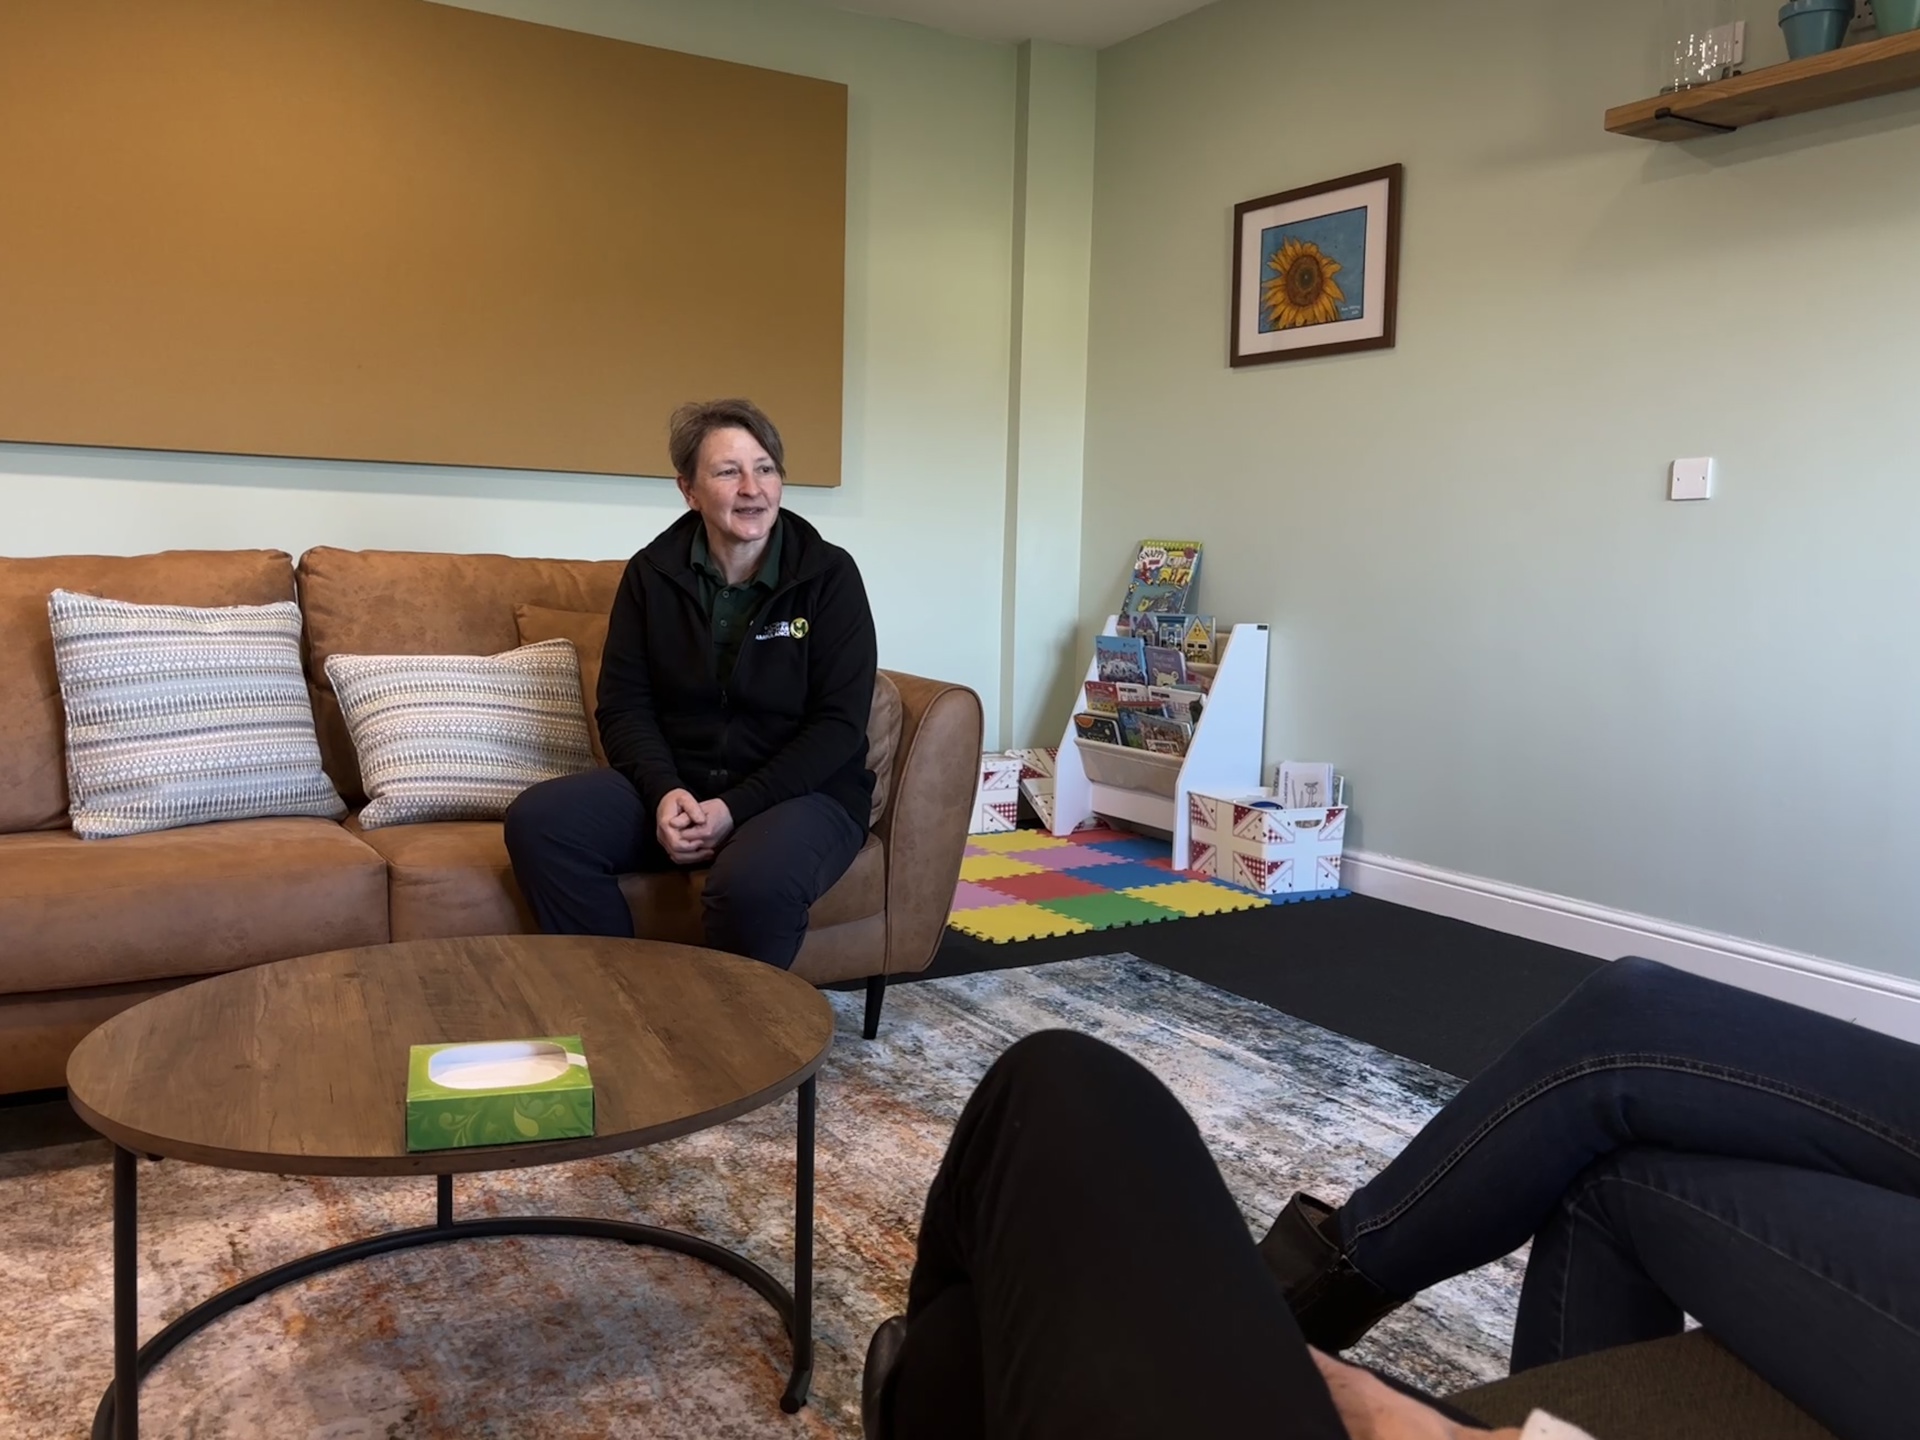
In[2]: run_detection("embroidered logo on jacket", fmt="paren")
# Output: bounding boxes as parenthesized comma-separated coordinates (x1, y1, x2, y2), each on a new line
(755, 617, 809, 641)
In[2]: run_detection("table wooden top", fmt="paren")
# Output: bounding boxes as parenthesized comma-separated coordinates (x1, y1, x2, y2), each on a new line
(66, 936, 835, 1176)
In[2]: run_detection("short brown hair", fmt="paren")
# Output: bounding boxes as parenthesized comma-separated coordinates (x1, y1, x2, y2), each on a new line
(667, 398, 786, 481)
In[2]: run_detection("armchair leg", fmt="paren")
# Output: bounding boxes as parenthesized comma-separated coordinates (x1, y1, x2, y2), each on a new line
(863, 975, 886, 1040)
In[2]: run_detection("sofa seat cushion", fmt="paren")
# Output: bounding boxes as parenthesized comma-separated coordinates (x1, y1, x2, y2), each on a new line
(0, 818, 388, 994)
(345, 815, 534, 942)
(350, 814, 886, 946)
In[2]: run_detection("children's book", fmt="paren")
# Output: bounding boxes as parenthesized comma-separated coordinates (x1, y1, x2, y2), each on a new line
(1143, 645, 1189, 687)
(1074, 712, 1122, 745)
(1119, 540, 1202, 618)
(1148, 685, 1205, 726)
(1148, 614, 1187, 649)
(1082, 680, 1119, 715)
(1176, 615, 1217, 664)
(1094, 634, 1148, 684)
(1136, 714, 1192, 756)
(1278, 760, 1336, 809)
(1116, 685, 1169, 722)
(1116, 709, 1148, 748)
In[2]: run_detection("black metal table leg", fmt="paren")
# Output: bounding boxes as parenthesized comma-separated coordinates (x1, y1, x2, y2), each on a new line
(113, 1145, 137, 1440)
(91, 1078, 826, 1436)
(781, 1076, 816, 1413)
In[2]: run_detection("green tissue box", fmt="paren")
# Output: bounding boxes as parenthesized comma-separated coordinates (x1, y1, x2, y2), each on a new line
(405, 1036, 594, 1152)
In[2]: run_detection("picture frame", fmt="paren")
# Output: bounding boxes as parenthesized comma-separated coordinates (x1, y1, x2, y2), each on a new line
(1230, 163, 1402, 368)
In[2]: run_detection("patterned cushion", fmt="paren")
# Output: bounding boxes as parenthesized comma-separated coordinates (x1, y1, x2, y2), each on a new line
(513, 603, 609, 767)
(325, 639, 594, 829)
(48, 589, 345, 839)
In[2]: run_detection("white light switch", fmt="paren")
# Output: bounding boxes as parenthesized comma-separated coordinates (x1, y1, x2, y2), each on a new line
(1670, 457, 1714, 501)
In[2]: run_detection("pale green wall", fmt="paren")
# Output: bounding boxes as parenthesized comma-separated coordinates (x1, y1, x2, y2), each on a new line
(1084, 0, 1920, 980)
(0, 0, 1020, 733)
(1002, 42, 1098, 748)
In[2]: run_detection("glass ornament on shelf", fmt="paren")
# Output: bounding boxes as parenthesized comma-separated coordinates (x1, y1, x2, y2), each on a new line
(1659, 0, 1740, 94)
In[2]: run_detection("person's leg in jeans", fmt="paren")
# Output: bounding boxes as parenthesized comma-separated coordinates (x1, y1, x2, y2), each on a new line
(879, 1029, 1352, 1440)
(1263, 957, 1920, 1438)
(1512, 1148, 1920, 1440)
(504, 768, 669, 937)
(700, 792, 866, 969)
(1331, 959, 1920, 1287)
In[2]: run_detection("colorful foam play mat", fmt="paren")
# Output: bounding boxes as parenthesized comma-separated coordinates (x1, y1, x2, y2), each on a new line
(950, 826, 1348, 944)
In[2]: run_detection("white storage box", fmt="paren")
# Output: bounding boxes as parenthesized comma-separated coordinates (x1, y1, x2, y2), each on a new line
(1186, 791, 1346, 895)
(970, 751, 1023, 834)
(1009, 747, 1058, 828)
(1011, 747, 1104, 832)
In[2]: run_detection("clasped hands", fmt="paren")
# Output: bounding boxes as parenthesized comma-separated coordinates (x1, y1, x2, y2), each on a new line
(656, 789, 734, 866)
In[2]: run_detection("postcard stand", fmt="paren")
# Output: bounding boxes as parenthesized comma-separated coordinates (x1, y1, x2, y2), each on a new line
(1050, 619, 1268, 867)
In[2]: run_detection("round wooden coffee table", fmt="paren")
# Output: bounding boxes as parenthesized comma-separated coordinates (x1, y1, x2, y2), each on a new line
(66, 934, 835, 1440)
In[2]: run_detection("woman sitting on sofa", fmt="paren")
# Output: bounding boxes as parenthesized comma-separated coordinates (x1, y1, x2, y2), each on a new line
(505, 397, 877, 971)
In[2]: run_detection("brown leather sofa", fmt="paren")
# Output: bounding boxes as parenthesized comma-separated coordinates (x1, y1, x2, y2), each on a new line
(3, 555, 1837, 1440)
(0, 547, 983, 1096)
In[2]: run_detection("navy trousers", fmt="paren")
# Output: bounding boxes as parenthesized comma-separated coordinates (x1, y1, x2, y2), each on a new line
(1338, 957, 1920, 1440)
(502, 767, 866, 970)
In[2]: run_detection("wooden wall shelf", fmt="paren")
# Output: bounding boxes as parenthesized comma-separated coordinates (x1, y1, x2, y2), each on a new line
(1606, 29, 1920, 139)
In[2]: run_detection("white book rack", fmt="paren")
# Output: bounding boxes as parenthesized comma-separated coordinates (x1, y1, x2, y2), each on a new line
(1049, 618, 1269, 867)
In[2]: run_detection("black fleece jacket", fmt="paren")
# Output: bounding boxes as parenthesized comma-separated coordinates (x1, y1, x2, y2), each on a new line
(596, 510, 877, 830)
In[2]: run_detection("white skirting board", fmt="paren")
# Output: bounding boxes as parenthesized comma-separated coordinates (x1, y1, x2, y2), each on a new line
(1339, 850, 1920, 1045)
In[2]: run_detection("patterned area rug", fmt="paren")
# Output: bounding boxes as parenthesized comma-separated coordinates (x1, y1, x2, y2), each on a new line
(951, 827, 1347, 943)
(0, 956, 1521, 1438)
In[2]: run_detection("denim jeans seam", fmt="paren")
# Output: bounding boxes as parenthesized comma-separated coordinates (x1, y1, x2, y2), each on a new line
(1551, 1193, 1589, 1363)
(1347, 1054, 1920, 1249)
(1587, 1173, 1920, 1342)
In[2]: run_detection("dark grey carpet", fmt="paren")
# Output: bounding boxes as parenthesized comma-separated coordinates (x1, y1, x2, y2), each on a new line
(912, 893, 1603, 1080)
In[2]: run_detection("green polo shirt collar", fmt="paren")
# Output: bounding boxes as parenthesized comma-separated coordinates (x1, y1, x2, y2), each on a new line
(690, 518, 783, 593)
(690, 518, 784, 683)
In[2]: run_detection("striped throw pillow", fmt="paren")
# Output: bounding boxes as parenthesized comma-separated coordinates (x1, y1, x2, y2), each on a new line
(325, 639, 593, 829)
(48, 589, 346, 839)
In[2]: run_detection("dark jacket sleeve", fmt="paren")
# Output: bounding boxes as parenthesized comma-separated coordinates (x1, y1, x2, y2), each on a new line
(717, 551, 877, 827)
(596, 560, 686, 817)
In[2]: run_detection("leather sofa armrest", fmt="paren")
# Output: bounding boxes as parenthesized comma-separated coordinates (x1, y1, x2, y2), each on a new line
(873, 669, 983, 979)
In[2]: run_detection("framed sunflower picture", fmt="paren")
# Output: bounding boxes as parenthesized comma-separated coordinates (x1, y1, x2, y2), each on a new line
(1230, 163, 1402, 368)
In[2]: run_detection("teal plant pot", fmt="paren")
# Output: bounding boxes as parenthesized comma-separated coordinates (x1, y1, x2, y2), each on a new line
(1875, 0, 1920, 35)
(1779, 0, 1854, 57)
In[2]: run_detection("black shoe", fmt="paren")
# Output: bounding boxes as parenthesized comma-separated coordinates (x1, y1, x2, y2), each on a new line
(862, 1314, 909, 1440)
(1257, 1193, 1405, 1351)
